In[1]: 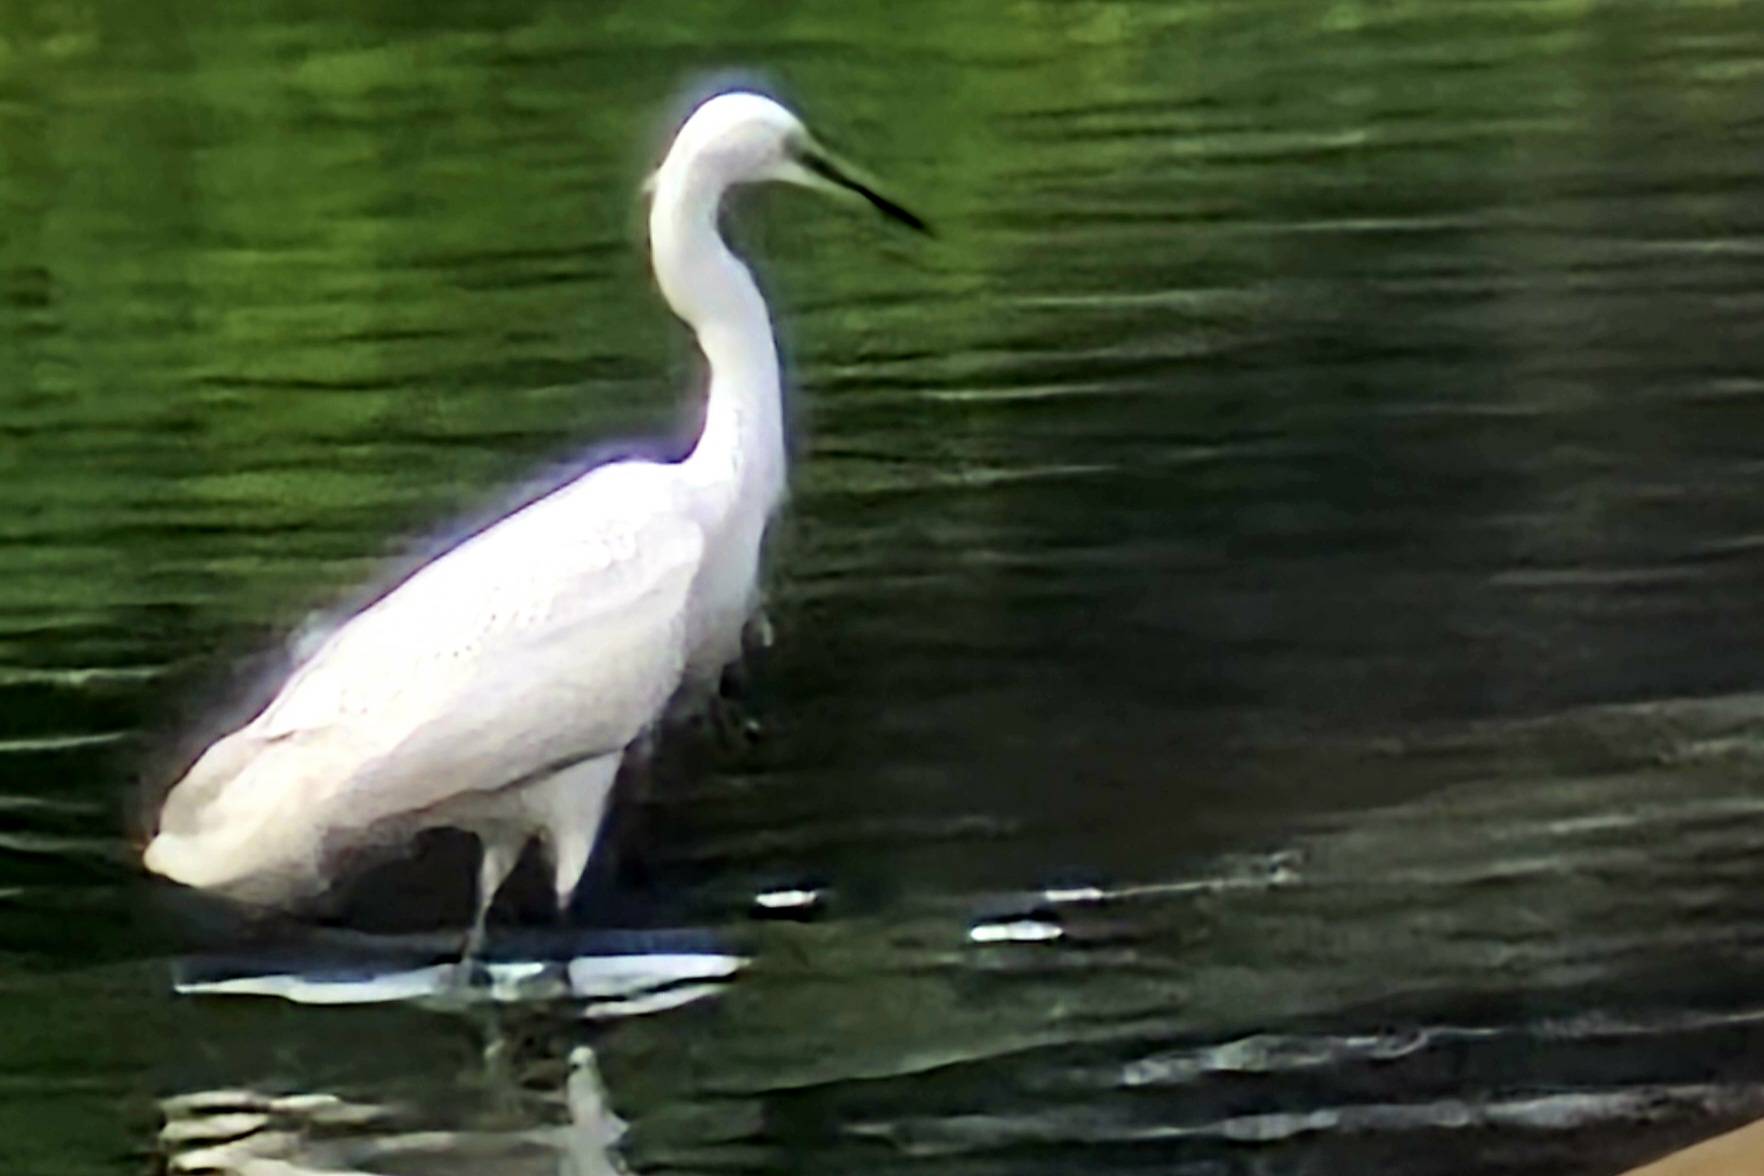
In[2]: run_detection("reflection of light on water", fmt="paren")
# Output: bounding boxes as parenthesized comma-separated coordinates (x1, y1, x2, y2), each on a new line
(1041, 849, 1303, 906)
(753, 887, 822, 913)
(965, 850, 1305, 946)
(848, 1084, 1764, 1155)
(173, 952, 744, 1011)
(968, 917, 1063, 944)
(176, 964, 459, 1005)
(581, 981, 732, 1020)
(159, 1045, 629, 1175)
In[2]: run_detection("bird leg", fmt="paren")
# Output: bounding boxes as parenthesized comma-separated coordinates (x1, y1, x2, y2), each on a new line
(706, 684, 764, 749)
(529, 756, 621, 928)
(714, 607, 773, 701)
(744, 606, 776, 657)
(704, 607, 773, 747)
(462, 833, 526, 964)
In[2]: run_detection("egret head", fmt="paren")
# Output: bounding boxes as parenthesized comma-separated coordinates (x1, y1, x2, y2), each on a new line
(655, 91, 930, 234)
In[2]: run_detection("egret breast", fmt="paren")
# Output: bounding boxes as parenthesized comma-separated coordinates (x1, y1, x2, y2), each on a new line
(684, 499, 771, 686)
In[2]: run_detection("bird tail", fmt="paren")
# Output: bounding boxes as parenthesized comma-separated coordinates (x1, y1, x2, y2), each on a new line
(144, 729, 339, 904)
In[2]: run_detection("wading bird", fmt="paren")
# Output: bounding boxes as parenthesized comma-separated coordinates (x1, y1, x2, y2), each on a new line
(144, 91, 929, 954)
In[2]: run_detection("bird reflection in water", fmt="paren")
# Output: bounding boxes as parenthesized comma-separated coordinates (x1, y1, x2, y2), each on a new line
(156, 946, 742, 1173)
(159, 1039, 629, 1175)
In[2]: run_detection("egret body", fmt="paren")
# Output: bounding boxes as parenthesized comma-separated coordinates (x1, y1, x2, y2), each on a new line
(143, 91, 927, 951)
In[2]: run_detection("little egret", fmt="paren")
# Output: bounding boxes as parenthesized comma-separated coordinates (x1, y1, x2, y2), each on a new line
(143, 91, 928, 952)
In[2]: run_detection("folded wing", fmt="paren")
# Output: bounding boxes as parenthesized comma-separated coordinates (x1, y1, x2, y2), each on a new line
(147, 461, 705, 900)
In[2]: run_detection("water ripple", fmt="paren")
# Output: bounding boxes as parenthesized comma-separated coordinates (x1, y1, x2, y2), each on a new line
(850, 1084, 1764, 1157)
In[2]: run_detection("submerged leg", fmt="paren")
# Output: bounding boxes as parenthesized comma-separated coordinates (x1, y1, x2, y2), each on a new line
(527, 755, 622, 921)
(706, 689, 764, 749)
(717, 606, 774, 709)
(463, 832, 527, 961)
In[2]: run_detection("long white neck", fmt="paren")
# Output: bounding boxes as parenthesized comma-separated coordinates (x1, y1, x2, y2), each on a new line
(649, 162, 787, 518)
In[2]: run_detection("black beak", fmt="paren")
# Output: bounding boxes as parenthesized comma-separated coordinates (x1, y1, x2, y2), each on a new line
(800, 150, 933, 236)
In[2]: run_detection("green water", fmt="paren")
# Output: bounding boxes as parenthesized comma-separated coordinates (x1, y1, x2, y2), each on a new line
(5, 1, 1764, 1172)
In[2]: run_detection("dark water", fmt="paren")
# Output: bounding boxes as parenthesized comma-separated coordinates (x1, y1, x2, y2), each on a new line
(6, 1, 1764, 1172)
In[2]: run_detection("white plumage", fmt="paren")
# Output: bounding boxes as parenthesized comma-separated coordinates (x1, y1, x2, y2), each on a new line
(143, 90, 927, 949)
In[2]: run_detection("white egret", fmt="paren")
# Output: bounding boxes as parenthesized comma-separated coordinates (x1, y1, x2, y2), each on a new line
(143, 91, 928, 952)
